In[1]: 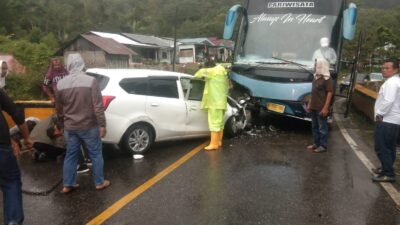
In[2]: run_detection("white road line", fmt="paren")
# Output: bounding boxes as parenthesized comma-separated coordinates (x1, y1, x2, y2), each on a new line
(334, 113, 400, 207)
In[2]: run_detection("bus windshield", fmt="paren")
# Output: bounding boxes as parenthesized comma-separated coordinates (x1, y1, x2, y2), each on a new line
(235, 1, 343, 69)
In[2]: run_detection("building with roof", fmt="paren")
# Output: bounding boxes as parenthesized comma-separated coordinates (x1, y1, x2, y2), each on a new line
(55, 33, 137, 68)
(122, 33, 177, 64)
(90, 31, 160, 63)
(177, 38, 213, 64)
(177, 37, 233, 63)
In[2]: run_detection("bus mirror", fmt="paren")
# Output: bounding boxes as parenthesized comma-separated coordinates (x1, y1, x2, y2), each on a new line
(343, 3, 357, 40)
(223, 5, 244, 40)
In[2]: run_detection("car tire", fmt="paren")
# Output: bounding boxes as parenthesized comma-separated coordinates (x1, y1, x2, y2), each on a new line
(224, 114, 246, 138)
(120, 124, 154, 155)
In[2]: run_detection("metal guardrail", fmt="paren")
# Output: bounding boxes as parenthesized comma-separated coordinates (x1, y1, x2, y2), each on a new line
(352, 84, 377, 121)
(354, 84, 377, 99)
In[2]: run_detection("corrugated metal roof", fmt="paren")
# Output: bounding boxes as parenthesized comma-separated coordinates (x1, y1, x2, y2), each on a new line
(178, 38, 214, 46)
(81, 34, 137, 55)
(91, 31, 154, 47)
(122, 33, 173, 48)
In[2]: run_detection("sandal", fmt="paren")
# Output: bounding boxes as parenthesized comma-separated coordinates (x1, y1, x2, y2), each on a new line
(61, 184, 80, 194)
(306, 144, 317, 151)
(95, 180, 111, 190)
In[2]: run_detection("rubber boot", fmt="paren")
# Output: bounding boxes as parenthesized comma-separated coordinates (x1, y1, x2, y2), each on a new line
(218, 130, 223, 147)
(204, 132, 219, 151)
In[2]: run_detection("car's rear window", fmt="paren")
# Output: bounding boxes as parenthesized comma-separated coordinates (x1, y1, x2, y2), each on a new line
(86, 73, 110, 91)
(119, 78, 148, 95)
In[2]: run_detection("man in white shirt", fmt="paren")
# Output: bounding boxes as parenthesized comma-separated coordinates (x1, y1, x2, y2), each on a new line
(372, 58, 400, 182)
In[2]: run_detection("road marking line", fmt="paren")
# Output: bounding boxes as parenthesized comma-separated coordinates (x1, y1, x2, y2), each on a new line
(86, 141, 208, 225)
(334, 114, 400, 207)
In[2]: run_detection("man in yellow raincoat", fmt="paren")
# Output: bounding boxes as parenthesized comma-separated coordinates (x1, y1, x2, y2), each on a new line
(194, 58, 228, 150)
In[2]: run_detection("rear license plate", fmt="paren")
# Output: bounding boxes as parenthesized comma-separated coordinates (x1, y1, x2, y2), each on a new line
(267, 103, 285, 113)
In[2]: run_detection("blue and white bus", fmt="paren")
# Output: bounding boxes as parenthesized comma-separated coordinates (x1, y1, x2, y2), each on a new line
(223, 0, 357, 120)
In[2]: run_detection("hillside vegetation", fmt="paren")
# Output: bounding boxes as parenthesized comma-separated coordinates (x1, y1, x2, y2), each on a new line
(0, 0, 398, 99)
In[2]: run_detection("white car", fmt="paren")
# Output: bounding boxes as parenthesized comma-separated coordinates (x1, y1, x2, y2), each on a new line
(86, 68, 247, 154)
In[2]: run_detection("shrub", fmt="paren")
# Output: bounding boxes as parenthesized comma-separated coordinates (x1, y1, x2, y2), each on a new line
(4, 72, 45, 100)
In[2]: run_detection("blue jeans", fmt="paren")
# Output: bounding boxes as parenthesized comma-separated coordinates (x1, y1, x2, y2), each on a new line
(311, 110, 328, 148)
(374, 122, 399, 177)
(0, 144, 24, 225)
(63, 127, 105, 187)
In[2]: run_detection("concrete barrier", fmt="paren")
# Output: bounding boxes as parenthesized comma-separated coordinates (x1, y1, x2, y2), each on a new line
(3, 100, 54, 127)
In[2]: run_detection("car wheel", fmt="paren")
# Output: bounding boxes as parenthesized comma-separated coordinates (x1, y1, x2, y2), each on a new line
(224, 113, 246, 138)
(121, 124, 154, 155)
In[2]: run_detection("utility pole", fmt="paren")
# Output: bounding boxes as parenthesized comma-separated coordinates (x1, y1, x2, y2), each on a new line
(172, 6, 178, 72)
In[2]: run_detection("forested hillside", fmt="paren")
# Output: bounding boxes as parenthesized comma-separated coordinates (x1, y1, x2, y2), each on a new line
(0, 0, 398, 99)
(0, 0, 243, 42)
(0, 0, 398, 47)
(359, 0, 399, 9)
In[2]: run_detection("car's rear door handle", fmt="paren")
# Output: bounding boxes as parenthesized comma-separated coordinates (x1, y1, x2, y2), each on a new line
(151, 103, 159, 107)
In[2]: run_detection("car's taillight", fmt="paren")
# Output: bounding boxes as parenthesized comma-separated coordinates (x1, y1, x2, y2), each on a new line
(102, 96, 115, 110)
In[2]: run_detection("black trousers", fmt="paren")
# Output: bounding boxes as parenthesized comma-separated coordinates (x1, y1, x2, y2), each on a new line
(374, 122, 399, 177)
(33, 142, 87, 163)
(33, 142, 65, 159)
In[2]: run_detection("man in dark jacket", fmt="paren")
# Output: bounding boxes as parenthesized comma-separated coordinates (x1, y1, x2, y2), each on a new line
(0, 89, 33, 225)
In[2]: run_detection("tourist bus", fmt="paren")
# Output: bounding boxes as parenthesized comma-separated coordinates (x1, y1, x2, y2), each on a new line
(223, 0, 357, 120)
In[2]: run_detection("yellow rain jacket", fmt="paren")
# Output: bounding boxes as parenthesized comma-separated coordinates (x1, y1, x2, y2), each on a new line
(194, 64, 228, 110)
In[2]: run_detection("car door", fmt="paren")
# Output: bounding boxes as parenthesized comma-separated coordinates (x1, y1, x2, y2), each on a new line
(182, 78, 209, 135)
(146, 77, 187, 139)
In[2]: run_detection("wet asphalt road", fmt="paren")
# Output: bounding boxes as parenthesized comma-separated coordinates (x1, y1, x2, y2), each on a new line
(1, 108, 400, 224)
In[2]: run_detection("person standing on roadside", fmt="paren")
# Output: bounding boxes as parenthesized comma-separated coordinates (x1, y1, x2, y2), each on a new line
(0, 89, 33, 225)
(55, 53, 110, 193)
(371, 58, 400, 183)
(0, 60, 9, 89)
(43, 58, 68, 104)
(194, 57, 228, 151)
(42, 57, 89, 172)
(306, 58, 333, 153)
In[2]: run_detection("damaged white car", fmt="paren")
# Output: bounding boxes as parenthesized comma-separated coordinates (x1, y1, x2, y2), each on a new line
(86, 68, 247, 154)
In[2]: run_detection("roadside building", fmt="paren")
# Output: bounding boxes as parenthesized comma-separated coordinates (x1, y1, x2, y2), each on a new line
(122, 33, 176, 64)
(177, 38, 214, 64)
(177, 37, 233, 64)
(55, 34, 137, 68)
(90, 31, 158, 64)
(207, 37, 234, 62)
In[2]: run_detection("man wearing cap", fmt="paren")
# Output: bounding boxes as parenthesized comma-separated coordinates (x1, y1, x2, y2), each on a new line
(312, 37, 337, 65)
